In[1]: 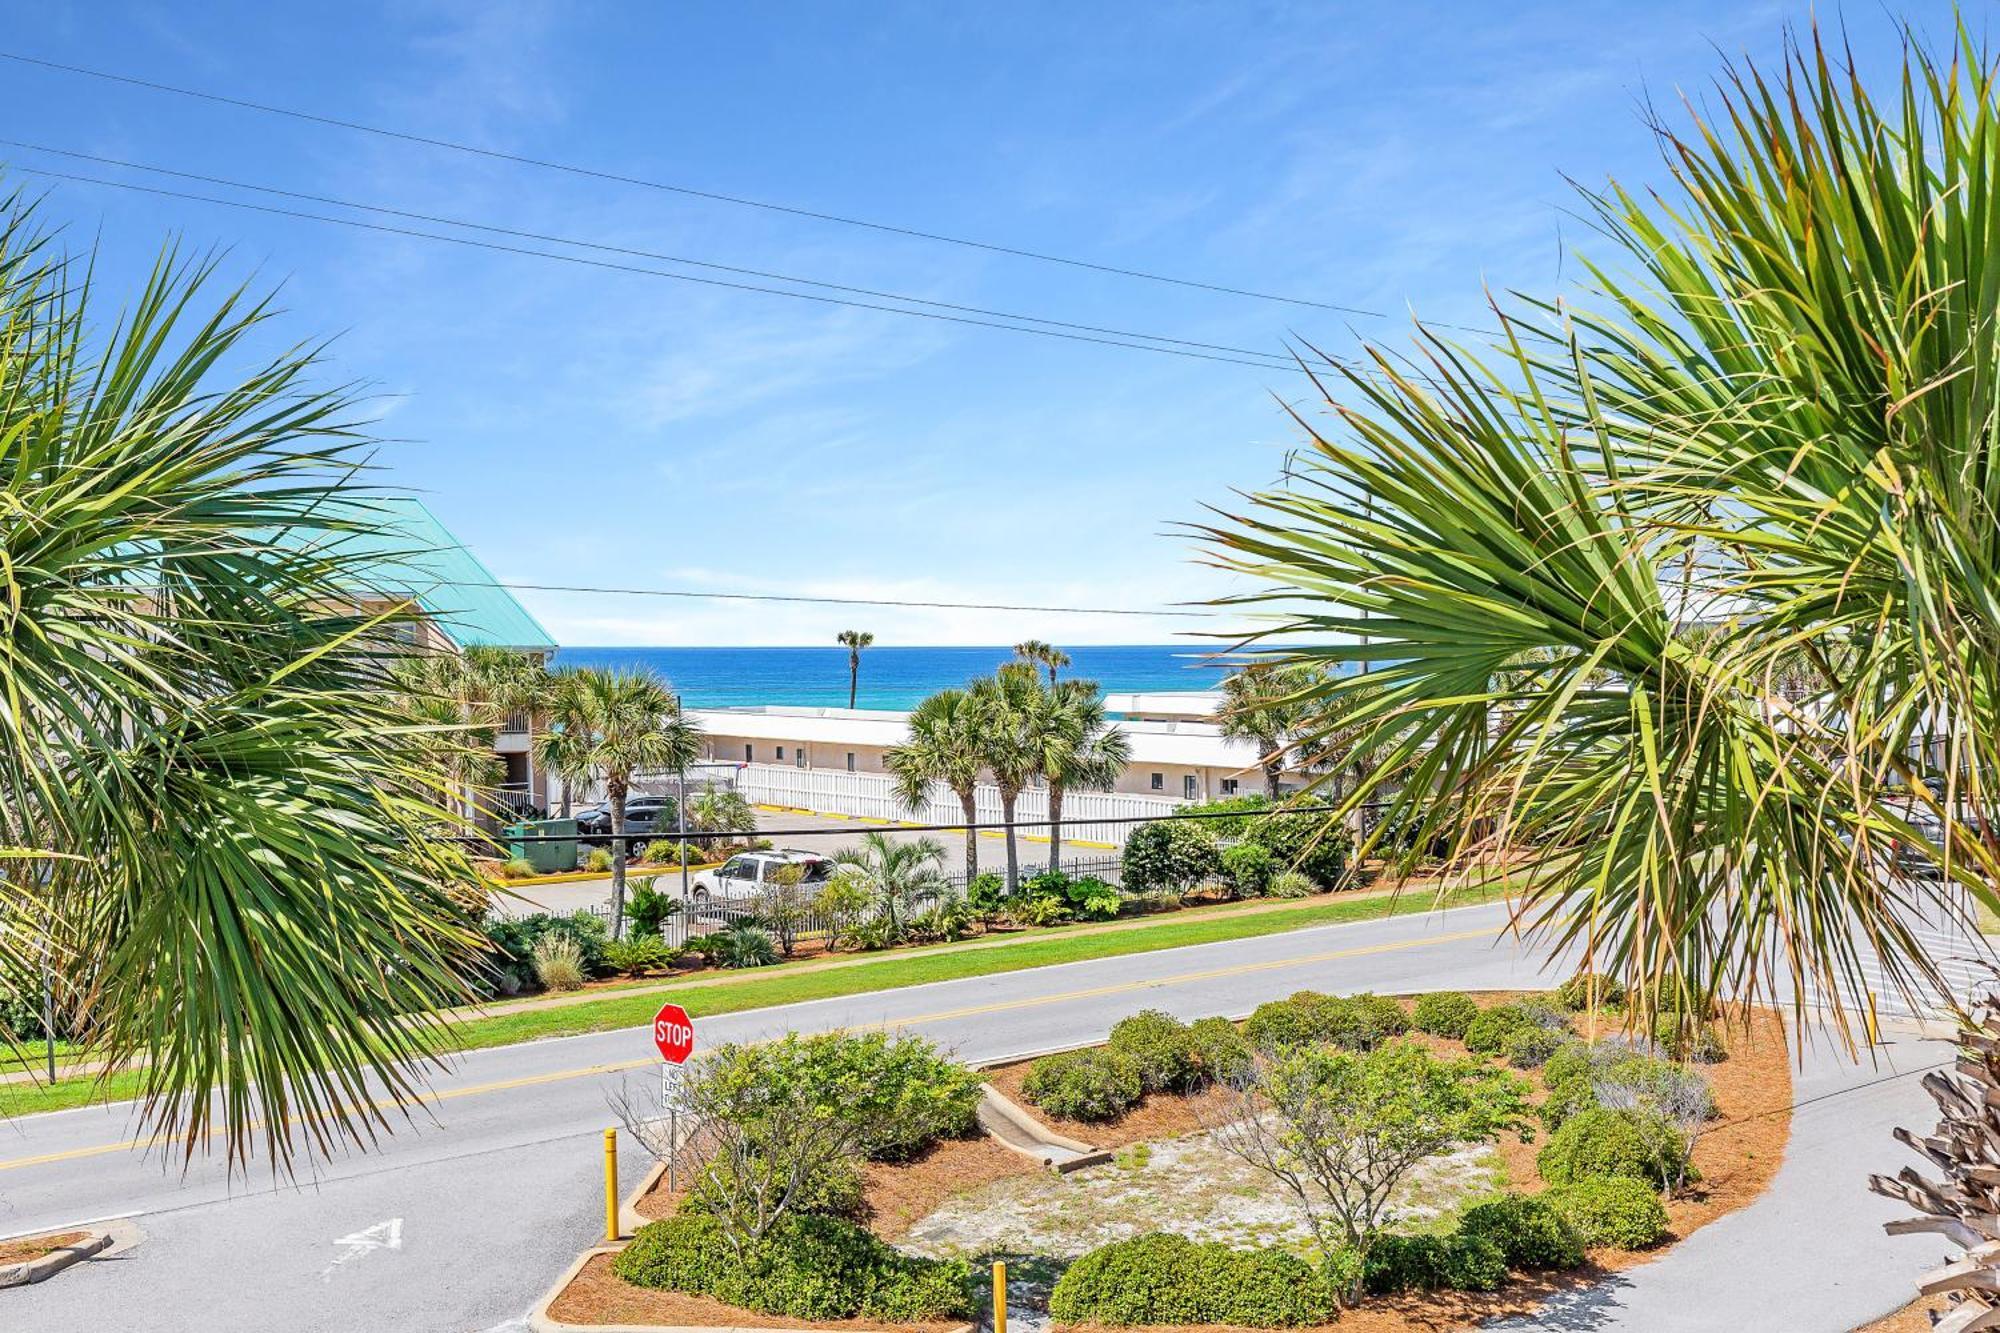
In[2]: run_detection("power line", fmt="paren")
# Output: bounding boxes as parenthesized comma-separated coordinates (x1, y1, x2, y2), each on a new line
(435, 578, 1223, 619)
(0, 47, 1381, 316)
(3, 140, 1334, 372)
(18, 165, 1322, 375)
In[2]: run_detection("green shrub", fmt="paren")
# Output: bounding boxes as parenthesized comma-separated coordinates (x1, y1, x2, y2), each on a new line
(1021, 1048, 1143, 1122)
(1541, 1041, 1595, 1089)
(1108, 1010, 1202, 1092)
(1539, 1075, 1601, 1133)
(963, 871, 1007, 916)
(681, 1154, 865, 1220)
(1362, 1230, 1508, 1294)
(1221, 842, 1277, 897)
(1459, 1193, 1586, 1270)
(1547, 1176, 1670, 1249)
(1048, 1232, 1339, 1327)
(706, 924, 778, 969)
(499, 856, 537, 879)
(1503, 1025, 1568, 1069)
(1189, 1016, 1255, 1085)
(627, 877, 681, 939)
(1596, 1053, 1718, 1122)
(1537, 1107, 1691, 1190)
(614, 1213, 973, 1321)
(585, 847, 614, 872)
(603, 936, 676, 977)
(1243, 804, 1352, 886)
(1243, 991, 1402, 1054)
(1177, 795, 1275, 837)
(1463, 1006, 1533, 1055)
(1267, 869, 1316, 898)
(1354, 992, 1412, 1040)
(1121, 820, 1224, 896)
(482, 910, 612, 990)
(1413, 991, 1479, 1039)
(1068, 876, 1124, 920)
(1555, 972, 1627, 1011)
(1515, 998, 1576, 1032)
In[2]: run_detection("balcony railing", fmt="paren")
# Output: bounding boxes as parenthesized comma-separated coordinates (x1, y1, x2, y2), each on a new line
(499, 710, 530, 735)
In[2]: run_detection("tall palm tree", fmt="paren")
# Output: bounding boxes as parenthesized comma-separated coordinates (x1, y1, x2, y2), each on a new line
(392, 645, 549, 821)
(836, 629, 875, 709)
(970, 664, 1045, 893)
(830, 832, 949, 940)
(1034, 679, 1132, 871)
(884, 688, 986, 884)
(0, 187, 483, 1165)
(533, 668, 702, 938)
(1217, 663, 1320, 800)
(1198, 24, 2000, 1038)
(1013, 639, 1071, 685)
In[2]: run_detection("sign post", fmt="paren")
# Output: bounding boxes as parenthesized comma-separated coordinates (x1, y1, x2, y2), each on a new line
(652, 1002, 696, 1192)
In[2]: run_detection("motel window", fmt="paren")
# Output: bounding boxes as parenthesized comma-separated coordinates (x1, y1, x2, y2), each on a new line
(1221, 778, 1239, 796)
(744, 743, 753, 762)
(1150, 773, 1164, 791)
(796, 747, 808, 768)
(846, 752, 856, 772)
(1184, 775, 1198, 800)
(776, 746, 786, 761)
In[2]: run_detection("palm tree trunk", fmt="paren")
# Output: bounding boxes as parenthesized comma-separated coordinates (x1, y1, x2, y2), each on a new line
(1000, 787, 1020, 894)
(609, 778, 629, 940)
(848, 654, 859, 709)
(958, 789, 979, 886)
(1263, 754, 1283, 801)
(1047, 784, 1065, 873)
(560, 778, 573, 819)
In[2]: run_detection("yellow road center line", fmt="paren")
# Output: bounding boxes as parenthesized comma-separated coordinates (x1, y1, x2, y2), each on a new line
(0, 923, 1498, 1174)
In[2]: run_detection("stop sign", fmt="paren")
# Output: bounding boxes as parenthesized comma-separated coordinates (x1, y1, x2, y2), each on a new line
(652, 1002, 695, 1064)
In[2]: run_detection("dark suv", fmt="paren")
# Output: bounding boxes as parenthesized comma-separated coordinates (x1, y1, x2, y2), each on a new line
(575, 795, 680, 853)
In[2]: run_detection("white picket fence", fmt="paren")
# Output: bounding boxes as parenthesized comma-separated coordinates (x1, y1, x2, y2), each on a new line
(728, 763, 1182, 848)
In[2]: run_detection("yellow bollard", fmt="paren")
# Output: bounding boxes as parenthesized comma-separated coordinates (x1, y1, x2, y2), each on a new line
(993, 1260, 1006, 1333)
(603, 1128, 621, 1242)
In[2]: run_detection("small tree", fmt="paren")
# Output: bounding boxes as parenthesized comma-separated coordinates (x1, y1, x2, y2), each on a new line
(813, 874, 874, 949)
(1121, 819, 1223, 898)
(830, 832, 947, 943)
(755, 863, 812, 957)
(1210, 1041, 1529, 1300)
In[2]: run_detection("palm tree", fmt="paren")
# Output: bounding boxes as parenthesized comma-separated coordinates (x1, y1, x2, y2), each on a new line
(1198, 24, 2000, 1040)
(830, 832, 949, 940)
(1014, 639, 1071, 685)
(392, 645, 550, 822)
(885, 688, 986, 884)
(1217, 663, 1320, 800)
(533, 668, 702, 938)
(1034, 680, 1132, 871)
(836, 629, 875, 709)
(0, 187, 484, 1165)
(970, 664, 1045, 893)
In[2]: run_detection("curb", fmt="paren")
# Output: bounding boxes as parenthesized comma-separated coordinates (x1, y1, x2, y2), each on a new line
(0, 1229, 114, 1289)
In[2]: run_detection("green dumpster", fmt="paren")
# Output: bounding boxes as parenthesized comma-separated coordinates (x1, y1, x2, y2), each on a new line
(507, 818, 579, 873)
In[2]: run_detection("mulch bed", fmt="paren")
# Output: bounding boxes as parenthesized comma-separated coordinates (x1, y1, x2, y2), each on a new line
(547, 1253, 966, 1332)
(0, 1230, 85, 1267)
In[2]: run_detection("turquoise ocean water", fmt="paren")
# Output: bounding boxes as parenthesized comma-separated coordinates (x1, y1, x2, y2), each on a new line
(549, 645, 1225, 710)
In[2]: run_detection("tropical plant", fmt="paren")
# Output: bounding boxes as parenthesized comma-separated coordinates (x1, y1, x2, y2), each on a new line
(391, 644, 551, 822)
(884, 688, 985, 884)
(1013, 638, 1072, 685)
(686, 788, 754, 853)
(1217, 663, 1320, 800)
(836, 629, 874, 709)
(1032, 678, 1131, 871)
(829, 832, 947, 942)
(0, 188, 486, 1165)
(1197, 21, 2000, 1037)
(969, 664, 1045, 893)
(533, 668, 701, 938)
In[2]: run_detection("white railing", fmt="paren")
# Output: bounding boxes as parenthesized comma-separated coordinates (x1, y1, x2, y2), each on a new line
(729, 763, 1182, 848)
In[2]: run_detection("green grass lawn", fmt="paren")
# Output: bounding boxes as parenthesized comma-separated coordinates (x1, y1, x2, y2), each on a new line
(0, 878, 1513, 1121)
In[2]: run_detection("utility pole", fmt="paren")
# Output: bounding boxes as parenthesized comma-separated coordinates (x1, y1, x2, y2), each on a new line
(674, 692, 690, 935)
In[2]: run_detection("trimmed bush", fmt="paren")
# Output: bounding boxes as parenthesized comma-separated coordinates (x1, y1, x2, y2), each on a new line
(1121, 820, 1224, 896)
(1353, 992, 1412, 1041)
(1048, 1232, 1339, 1327)
(614, 1212, 973, 1321)
(1243, 991, 1403, 1054)
(1541, 1040, 1595, 1090)
(1547, 1176, 1670, 1249)
(1537, 1107, 1691, 1190)
(1221, 842, 1277, 897)
(1503, 1025, 1568, 1069)
(1463, 1006, 1533, 1055)
(1539, 1075, 1601, 1133)
(1021, 1048, 1143, 1122)
(1459, 1193, 1586, 1270)
(1108, 1010, 1202, 1092)
(1555, 972, 1626, 1011)
(1413, 991, 1479, 1039)
(1189, 1016, 1255, 1085)
(1362, 1230, 1509, 1294)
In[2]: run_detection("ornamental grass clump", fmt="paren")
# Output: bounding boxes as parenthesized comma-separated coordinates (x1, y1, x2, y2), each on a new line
(529, 933, 586, 992)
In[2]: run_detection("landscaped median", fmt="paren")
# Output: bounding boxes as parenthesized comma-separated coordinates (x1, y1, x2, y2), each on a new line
(0, 874, 1517, 1118)
(528, 986, 1793, 1333)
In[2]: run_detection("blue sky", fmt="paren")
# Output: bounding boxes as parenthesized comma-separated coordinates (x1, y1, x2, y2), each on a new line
(1, 1, 1965, 646)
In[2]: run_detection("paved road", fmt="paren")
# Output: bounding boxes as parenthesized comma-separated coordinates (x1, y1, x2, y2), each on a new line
(0, 899, 1945, 1332)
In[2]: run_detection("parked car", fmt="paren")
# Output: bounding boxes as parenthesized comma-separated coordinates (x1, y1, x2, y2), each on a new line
(575, 795, 680, 854)
(689, 849, 836, 903)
